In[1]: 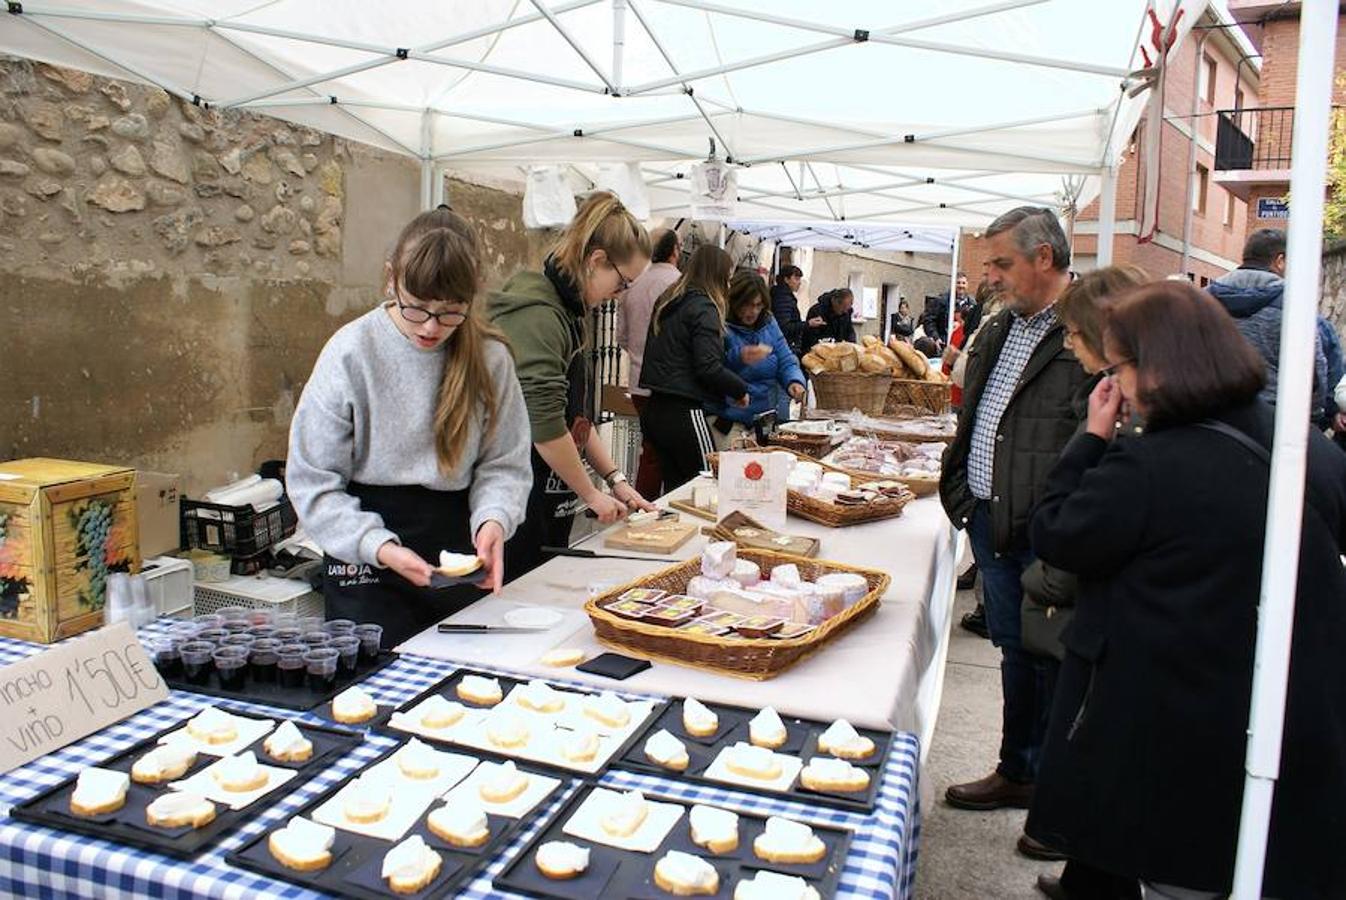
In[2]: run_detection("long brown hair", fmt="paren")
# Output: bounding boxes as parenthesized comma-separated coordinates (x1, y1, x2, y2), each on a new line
(652, 245, 733, 334)
(1104, 281, 1265, 427)
(387, 207, 507, 474)
(1056, 265, 1148, 360)
(551, 191, 651, 289)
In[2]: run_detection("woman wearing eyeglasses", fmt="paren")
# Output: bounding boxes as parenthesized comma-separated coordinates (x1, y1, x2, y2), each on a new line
(489, 191, 656, 580)
(286, 206, 532, 645)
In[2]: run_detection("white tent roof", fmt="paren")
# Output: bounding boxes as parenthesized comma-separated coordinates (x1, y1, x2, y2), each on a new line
(1, 0, 1203, 226)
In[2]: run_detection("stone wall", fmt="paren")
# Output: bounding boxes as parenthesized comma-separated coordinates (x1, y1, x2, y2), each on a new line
(0, 58, 551, 495)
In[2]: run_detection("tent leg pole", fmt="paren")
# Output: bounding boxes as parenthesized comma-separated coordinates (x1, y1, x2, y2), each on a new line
(1096, 164, 1117, 267)
(1230, 3, 1339, 898)
(947, 230, 961, 341)
(420, 110, 434, 210)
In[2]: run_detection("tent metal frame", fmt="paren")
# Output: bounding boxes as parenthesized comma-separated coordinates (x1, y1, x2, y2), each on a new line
(7, 0, 1163, 217)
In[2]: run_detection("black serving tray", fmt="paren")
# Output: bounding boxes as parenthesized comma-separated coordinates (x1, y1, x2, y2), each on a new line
(493, 782, 854, 899)
(161, 650, 399, 712)
(226, 741, 567, 899)
(376, 668, 667, 779)
(616, 698, 894, 814)
(10, 711, 363, 860)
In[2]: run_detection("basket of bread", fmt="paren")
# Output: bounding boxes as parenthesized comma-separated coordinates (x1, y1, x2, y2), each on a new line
(585, 541, 890, 679)
(802, 337, 950, 416)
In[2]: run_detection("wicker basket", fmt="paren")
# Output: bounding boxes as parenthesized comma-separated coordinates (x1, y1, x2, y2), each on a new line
(706, 452, 913, 527)
(585, 549, 890, 680)
(765, 430, 838, 459)
(884, 378, 952, 416)
(898, 473, 940, 497)
(808, 409, 956, 444)
(810, 372, 892, 415)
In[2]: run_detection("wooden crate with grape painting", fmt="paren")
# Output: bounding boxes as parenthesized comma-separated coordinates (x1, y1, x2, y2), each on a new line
(0, 459, 140, 643)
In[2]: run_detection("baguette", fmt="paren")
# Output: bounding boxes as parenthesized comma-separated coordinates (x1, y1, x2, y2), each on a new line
(889, 337, 929, 379)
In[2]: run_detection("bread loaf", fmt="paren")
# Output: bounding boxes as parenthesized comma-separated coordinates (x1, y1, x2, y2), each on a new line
(888, 338, 929, 379)
(801, 351, 828, 375)
(858, 352, 890, 374)
(861, 335, 882, 349)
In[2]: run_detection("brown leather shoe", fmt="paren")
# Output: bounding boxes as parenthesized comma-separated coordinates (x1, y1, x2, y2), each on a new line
(944, 772, 1034, 810)
(1036, 874, 1069, 900)
(1018, 833, 1068, 861)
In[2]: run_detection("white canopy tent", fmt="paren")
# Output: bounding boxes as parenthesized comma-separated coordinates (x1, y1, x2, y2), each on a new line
(7, 3, 1335, 898)
(0, 0, 1204, 236)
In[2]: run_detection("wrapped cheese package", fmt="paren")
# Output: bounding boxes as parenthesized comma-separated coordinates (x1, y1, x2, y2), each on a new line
(701, 541, 737, 580)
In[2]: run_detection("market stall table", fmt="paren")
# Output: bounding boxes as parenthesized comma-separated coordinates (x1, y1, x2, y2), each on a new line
(398, 476, 961, 753)
(0, 621, 920, 899)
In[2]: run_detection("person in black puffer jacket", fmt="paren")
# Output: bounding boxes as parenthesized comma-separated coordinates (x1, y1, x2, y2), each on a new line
(639, 246, 750, 494)
(801, 288, 857, 353)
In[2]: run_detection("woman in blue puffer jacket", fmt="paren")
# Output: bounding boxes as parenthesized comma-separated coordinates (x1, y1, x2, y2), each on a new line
(715, 272, 806, 446)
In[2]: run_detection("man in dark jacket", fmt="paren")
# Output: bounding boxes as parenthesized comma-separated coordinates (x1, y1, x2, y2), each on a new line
(939, 207, 1087, 815)
(921, 272, 974, 348)
(800, 289, 857, 353)
(1208, 228, 1328, 420)
(771, 265, 805, 355)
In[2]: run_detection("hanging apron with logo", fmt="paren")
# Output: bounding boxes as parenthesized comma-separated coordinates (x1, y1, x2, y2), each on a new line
(504, 311, 594, 583)
(322, 482, 479, 647)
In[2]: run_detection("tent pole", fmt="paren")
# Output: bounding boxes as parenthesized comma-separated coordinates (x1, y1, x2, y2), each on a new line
(420, 110, 434, 210)
(947, 230, 961, 343)
(613, 0, 627, 92)
(1096, 163, 1117, 266)
(1230, 2, 1338, 897)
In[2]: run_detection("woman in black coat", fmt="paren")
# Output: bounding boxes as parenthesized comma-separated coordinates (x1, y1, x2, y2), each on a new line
(639, 245, 749, 494)
(1026, 281, 1346, 900)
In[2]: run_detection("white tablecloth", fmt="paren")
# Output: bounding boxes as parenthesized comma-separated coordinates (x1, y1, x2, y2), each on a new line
(398, 478, 960, 756)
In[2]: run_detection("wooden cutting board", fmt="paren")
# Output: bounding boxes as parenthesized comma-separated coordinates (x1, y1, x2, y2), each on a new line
(603, 517, 699, 553)
(668, 499, 718, 522)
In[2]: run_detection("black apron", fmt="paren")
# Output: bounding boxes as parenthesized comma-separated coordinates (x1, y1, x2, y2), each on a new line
(322, 482, 480, 647)
(504, 264, 594, 582)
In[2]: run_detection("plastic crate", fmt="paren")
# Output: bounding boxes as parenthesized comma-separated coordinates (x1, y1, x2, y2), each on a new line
(182, 497, 297, 557)
(192, 573, 323, 620)
(140, 555, 194, 616)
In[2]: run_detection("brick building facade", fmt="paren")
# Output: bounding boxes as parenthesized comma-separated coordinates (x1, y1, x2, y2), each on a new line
(1220, 2, 1346, 237)
(960, 3, 1260, 285)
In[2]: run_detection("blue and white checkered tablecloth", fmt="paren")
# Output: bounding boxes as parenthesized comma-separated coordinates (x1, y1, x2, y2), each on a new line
(0, 621, 920, 899)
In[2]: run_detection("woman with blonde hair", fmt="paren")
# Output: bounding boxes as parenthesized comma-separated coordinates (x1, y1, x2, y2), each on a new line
(287, 206, 532, 645)
(639, 245, 751, 492)
(490, 192, 657, 579)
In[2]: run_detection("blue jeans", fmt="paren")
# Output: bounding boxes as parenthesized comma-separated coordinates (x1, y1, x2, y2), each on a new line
(967, 500, 1059, 783)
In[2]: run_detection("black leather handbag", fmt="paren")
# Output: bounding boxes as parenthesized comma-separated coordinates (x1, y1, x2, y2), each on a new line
(1020, 559, 1077, 661)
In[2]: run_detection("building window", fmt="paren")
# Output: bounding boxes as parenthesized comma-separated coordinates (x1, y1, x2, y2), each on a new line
(1234, 85, 1244, 111)
(1224, 189, 1237, 227)
(1193, 163, 1209, 215)
(1200, 53, 1217, 105)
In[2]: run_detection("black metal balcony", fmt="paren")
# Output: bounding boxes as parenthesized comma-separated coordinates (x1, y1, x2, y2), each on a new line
(1215, 106, 1294, 171)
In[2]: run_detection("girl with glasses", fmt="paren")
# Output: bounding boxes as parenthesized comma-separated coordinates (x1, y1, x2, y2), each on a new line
(286, 207, 532, 646)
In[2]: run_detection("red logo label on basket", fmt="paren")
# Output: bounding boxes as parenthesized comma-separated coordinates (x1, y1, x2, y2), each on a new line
(743, 461, 764, 481)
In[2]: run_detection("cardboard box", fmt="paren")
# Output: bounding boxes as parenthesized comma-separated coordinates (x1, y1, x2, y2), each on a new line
(0, 458, 140, 643)
(135, 471, 181, 557)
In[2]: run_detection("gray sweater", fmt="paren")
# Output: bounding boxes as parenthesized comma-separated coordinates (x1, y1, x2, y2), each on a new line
(286, 306, 533, 567)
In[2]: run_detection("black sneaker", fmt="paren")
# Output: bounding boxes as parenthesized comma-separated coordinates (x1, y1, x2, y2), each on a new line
(960, 604, 990, 639)
(956, 563, 978, 591)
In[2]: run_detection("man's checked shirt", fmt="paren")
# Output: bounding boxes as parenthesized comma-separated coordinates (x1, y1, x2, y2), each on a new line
(967, 304, 1058, 500)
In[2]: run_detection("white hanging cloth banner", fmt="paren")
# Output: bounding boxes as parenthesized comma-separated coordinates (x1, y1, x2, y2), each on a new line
(594, 162, 651, 221)
(522, 165, 577, 229)
(690, 160, 738, 221)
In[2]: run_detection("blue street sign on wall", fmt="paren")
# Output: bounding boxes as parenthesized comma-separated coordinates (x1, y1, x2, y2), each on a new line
(1257, 197, 1289, 219)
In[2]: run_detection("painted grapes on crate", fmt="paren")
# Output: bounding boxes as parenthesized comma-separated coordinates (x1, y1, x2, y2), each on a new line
(0, 511, 31, 619)
(67, 499, 131, 611)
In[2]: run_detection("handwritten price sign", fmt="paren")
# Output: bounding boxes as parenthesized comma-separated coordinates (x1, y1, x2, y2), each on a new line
(0, 621, 168, 774)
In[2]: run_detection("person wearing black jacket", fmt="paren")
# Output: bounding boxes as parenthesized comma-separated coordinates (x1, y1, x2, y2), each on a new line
(939, 207, 1087, 814)
(800, 288, 857, 353)
(639, 246, 750, 493)
(771, 265, 805, 355)
(1026, 281, 1346, 900)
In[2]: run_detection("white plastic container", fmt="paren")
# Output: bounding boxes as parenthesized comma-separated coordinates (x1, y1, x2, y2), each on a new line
(140, 555, 194, 617)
